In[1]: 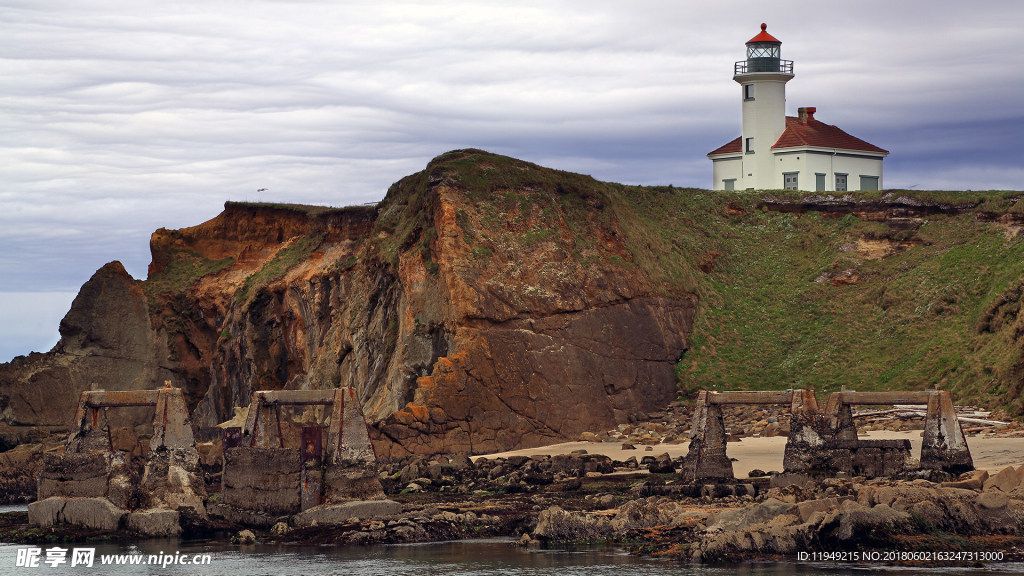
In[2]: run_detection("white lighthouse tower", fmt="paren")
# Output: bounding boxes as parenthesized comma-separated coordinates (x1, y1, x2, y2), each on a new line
(736, 24, 792, 190)
(709, 24, 888, 191)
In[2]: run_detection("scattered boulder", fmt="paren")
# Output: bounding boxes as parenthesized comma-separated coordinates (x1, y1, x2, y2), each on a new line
(983, 466, 1020, 492)
(648, 453, 674, 474)
(941, 469, 988, 490)
(834, 504, 912, 541)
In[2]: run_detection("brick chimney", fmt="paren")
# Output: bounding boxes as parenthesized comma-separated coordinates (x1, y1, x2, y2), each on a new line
(798, 107, 817, 124)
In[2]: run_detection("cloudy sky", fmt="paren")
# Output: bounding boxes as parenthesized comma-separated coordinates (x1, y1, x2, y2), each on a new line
(1, 0, 1022, 362)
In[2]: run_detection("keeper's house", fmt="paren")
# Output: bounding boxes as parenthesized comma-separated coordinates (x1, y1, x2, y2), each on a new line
(708, 24, 888, 192)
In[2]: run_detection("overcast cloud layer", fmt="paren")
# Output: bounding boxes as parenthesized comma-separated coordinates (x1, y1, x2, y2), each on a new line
(1, 0, 1022, 361)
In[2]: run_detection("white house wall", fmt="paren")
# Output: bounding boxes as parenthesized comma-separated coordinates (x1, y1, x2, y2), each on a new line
(712, 157, 743, 189)
(833, 155, 883, 190)
(772, 151, 884, 191)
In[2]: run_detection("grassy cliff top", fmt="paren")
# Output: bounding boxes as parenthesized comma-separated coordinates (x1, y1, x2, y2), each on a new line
(171, 151, 1024, 415)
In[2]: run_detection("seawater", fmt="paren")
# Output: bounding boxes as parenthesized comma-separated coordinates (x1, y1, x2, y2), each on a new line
(3, 538, 1023, 576)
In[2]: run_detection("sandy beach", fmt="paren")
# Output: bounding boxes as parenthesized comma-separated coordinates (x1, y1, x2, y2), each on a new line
(476, 431, 1024, 477)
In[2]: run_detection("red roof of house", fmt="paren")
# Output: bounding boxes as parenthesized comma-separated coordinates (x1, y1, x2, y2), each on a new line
(772, 116, 888, 153)
(708, 136, 742, 156)
(747, 23, 780, 44)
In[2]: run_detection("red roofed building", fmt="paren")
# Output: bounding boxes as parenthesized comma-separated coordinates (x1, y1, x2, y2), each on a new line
(708, 24, 888, 191)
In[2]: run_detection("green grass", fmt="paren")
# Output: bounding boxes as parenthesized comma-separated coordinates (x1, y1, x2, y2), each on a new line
(372, 150, 1024, 414)
(617, 190, 1024, 414)
(149, 149, 1024, 417)
(236, 233, 325, 304)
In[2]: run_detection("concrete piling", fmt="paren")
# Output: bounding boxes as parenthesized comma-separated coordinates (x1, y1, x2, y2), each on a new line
(681, 387, 975, 484)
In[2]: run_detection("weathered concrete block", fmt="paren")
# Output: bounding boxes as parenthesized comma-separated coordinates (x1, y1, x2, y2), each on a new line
(127, 508, 181, 537)
(61, 497, 126, 530)
(142, 447, 206, 516)
(301, 465, 323, 511)
(223, 448, 300, 514)
(106, 452, 137, 510)
(29, 496, 125, 530)
(37, 453, 109, 500)
(290, 500, 402, 528)
(28, 497, 67, 527)
(323, 465, 385, 503)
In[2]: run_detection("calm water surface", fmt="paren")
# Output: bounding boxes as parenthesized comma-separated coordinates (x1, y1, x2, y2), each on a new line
(1, 534, 1021, 575)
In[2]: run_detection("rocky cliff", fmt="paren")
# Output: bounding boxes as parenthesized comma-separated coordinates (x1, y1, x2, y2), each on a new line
(0, 150, 696, 456)
(3, 150, 1024, 457)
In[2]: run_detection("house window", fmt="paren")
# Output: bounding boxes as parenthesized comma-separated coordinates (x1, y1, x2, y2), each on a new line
(860, 175, 879, 191)
(815, 173, 826, 192)
(835, 174, 847, 192)
(744, 84, 754, 100)
(723, 179, 736, 191)
(745, 138, 754, 153)
(784, 172, 798, 190)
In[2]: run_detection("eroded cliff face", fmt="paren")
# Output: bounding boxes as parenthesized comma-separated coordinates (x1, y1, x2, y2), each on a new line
(170, 151, 698, 456)
(8, 151, 1022, 457)
(0, 262, 174, 438)
(0, 150, 696, 456)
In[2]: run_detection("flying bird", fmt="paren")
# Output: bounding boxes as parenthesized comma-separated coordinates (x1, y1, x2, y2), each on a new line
(257, 188, 267, 192)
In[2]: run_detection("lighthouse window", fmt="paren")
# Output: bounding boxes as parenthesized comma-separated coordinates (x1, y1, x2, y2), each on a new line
(744, 84, 754, 100)
(745, 138, 754, 153)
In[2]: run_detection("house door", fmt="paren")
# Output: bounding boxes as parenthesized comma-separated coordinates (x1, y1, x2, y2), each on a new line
(784, 173, 798, 190)
(835, 174, 847, 192)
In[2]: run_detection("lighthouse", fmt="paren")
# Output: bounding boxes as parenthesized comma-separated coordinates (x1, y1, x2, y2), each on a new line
(708, 24, 888, 191)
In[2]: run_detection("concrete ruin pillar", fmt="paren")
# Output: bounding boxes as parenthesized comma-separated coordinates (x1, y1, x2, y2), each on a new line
(326, 387, 377, 466)
(921, 390, 973, 474)
(323, 387, 383, 503)
(782, 389, 824, 473)
(66, 392, 113, 454)
(248, 394, 285, 449)
(679, 391, 734, 482)
(821, 392, 857, 441)
(34, 385, 205, 533)
(151, 386, 196, 450)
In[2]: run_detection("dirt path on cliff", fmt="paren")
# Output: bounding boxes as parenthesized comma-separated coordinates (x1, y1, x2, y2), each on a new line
(475, 431, 1024, 476)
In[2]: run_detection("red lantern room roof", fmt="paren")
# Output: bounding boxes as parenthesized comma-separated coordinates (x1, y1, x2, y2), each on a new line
(746, 23, 780, 44)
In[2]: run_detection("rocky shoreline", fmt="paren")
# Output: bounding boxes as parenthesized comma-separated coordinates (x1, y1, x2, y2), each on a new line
(3, 395, 1024, 565)
(4, 446, 1024, 565)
